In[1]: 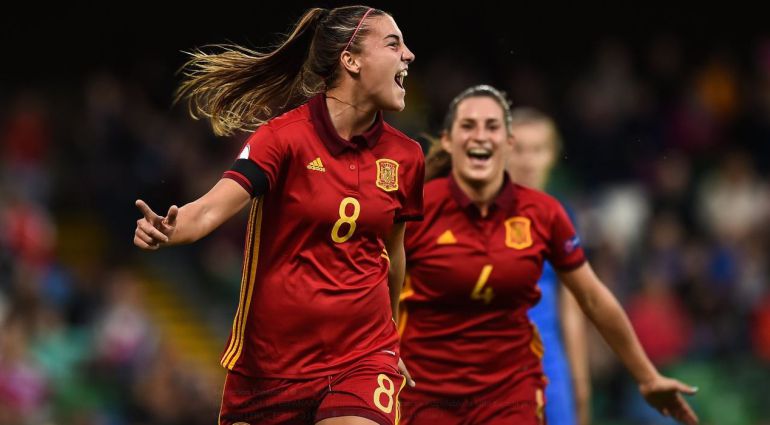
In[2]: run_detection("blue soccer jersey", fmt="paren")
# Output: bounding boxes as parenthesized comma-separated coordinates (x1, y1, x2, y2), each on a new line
(528, 261, 577, 425)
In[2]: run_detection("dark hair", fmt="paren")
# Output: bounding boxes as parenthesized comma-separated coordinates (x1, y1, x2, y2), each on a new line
(425, 84, 513, 181)
(175, 5, 388, 136)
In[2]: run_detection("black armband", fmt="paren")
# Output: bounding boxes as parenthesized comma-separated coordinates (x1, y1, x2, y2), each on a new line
(229, 159, 270, 197)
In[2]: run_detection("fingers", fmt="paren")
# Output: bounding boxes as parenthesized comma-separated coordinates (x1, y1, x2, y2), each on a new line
(133, 233, 159, 250)
(402, 369, 416, 388)
(398, 359, 416, 387)
(660, 393, 699, 425)
(672, 407, 699, 425)
(675, 380, 698, 395)
(135, 223, 169, 245)
(136, 199, 161, 224)
(134, 227, 156, 245)
(646, 378, 700, 425)
(672, 394, 699, 425)
(134, 218, 168, 250)
(163, 205, 179, 227)
(134, 200, 175, 251)
(138, 219, 170, 243)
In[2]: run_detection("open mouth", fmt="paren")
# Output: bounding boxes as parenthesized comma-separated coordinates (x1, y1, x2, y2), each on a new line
(395, 69, 407, 89)
(467, 147, 492, 164)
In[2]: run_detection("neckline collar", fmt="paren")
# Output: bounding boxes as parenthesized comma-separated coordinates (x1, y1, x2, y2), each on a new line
(448, 171, 517, 215)
(308, 94, 384, 156)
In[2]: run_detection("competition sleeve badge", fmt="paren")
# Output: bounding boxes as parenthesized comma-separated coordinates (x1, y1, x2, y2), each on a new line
(504, 217, 533, 249)
(375, 159, 399, 192)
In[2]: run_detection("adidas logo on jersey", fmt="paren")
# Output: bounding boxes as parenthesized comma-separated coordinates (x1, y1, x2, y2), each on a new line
(306, 157, 326, 172)
(437, 230, 457, 245)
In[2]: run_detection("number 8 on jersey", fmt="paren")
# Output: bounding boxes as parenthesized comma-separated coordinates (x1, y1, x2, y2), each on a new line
(332, 197, 361, 243)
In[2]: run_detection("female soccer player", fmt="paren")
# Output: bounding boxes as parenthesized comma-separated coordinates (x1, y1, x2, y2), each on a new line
(509, 108, 590, 425)
(133, 6, 423, 425)
(399, 85, 698, 424)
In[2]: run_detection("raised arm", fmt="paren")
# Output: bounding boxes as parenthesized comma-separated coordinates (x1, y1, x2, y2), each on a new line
(133, 178, 251, 250)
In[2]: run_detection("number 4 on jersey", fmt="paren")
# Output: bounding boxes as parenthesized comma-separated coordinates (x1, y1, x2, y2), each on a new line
(471, 264, 495, 304)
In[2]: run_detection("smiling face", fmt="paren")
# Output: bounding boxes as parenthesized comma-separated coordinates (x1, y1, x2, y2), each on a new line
(442, 95, 513, 187)
(351, 15, 415, 111)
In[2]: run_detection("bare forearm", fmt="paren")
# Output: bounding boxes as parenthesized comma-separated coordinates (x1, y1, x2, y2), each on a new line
(579, 284, 658, 384)
(560, 287, 591, 424)
(165, 200, 212, 245)
(560, 265, 698, 424)
(165, 179, 252, 246)
(385, 222, 407, 321)
(388, 251, 405, 320)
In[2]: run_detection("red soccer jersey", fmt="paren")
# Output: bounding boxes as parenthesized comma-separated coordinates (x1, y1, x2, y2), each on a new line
(221, 94, 424, 378)
(400, 174, 585, 397)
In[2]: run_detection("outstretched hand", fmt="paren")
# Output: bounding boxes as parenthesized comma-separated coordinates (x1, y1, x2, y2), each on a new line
(639, 375, 699, 425)
(133, 199, 178, 250)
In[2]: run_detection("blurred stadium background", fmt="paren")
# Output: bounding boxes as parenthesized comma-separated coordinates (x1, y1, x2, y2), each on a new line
(1, 2, 769, 424)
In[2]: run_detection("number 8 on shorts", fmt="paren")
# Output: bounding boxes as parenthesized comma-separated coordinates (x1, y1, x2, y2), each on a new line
(373, 373, 395, 414)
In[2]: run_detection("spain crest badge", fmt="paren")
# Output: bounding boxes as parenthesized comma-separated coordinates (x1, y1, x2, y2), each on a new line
(375, 159, 399, 192)
(504, 216, 533, 249)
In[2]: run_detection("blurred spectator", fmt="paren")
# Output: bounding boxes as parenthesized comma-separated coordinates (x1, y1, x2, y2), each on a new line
(0, 317, 50, 425)
(1, 93, 52, 204)
(698, 149, 770, 242)
(92, 269, 155, 371)
(627, 270, 693, 366)
(753, 294, 770, 361)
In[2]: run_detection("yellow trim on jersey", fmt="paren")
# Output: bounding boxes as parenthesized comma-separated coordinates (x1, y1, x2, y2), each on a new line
(220, 199, 258, 368)
(529, 321, 545, 359)
(536, 388, 545, 423)
(397, 306, 408, 337)
(225, 199, 264, 369)
(381, 247, 390, 262)
(398, 274, 412, 337)
(395, 374, 408, 425)
(217, 373, 229, 425)
(399, 273, 414, 302)
(221, 198, 263, 369)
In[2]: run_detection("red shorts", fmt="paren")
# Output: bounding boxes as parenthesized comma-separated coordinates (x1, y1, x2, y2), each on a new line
(219, 352, 406, 425)
(399, 374, 546, 425)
